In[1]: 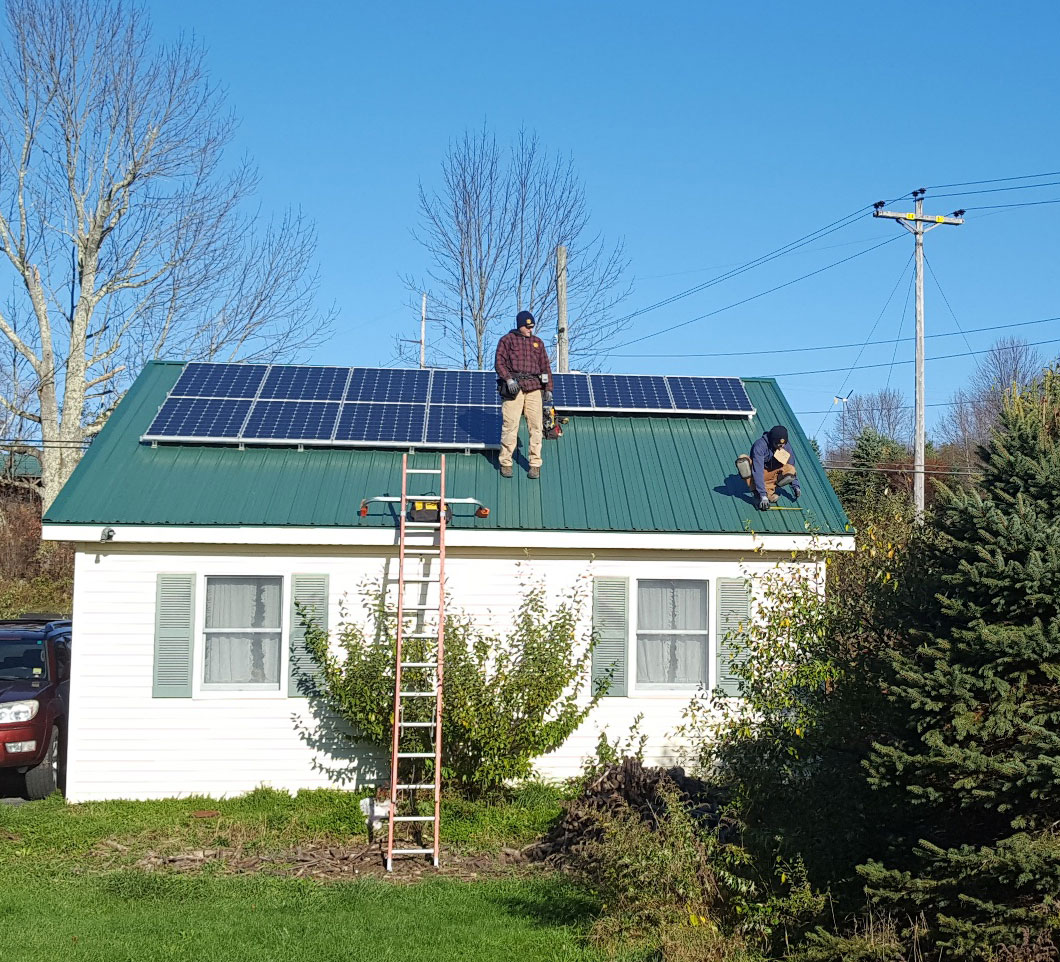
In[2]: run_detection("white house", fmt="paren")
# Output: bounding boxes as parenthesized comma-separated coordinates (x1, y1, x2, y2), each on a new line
(42, 362, 853, 802)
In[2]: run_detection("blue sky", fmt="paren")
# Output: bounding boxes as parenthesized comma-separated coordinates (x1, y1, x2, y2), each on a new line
(148, 0, 1059, 444)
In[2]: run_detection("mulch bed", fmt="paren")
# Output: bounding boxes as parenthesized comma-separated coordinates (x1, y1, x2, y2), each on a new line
(107, 839, 531, 882)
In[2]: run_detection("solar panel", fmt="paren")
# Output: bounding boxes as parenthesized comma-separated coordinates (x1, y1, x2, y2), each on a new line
(666, 376, 754, 414)
(141, 363, 755, 450)
(589, 374, 673, 411)
(260, 366, 349, 401)
(171, 362, 266, 399)
(347, 368, 430, 404)
(425, 405, 503, 447)
(147, 397, 252, 439)
(242, 401, 340, 440)
(430, 370, 496, 406)
(334, 402, 426, 445)
(551, 373, 592, 409)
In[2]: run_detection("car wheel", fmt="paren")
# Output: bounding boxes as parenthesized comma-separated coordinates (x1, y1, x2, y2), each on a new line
(24, 725, 59, 800)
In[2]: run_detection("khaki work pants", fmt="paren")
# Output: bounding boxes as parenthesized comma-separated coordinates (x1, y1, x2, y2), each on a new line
(500, 390, 543, 469)
(745, 463, 797, 500)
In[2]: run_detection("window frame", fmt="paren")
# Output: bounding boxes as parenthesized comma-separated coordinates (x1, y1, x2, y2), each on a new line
(631, 576, 712, 695)
(194, 574, 289, 697)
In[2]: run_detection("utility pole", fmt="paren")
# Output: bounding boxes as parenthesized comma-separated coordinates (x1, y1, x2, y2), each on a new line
(420, 293, 427, 369)
(556, 245, 569, 373)
(874, 190, 963, 518)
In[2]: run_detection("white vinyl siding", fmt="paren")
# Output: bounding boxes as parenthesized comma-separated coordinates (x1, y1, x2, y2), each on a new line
(65, 544, 818, 801)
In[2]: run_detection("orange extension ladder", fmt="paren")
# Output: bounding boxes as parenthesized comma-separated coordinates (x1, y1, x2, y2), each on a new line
(359, 454, 488, 870)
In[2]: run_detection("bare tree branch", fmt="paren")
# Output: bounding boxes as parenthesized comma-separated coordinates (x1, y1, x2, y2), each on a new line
(401, 125, 630, 371)
(0, 0, 334, 507)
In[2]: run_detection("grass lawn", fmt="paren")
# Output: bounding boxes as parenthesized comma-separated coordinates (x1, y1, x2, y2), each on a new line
(0, 785, 633, 962)
(3, 872, 607, 961)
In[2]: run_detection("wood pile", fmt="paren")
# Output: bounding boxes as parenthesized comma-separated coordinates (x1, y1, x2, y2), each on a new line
(523, 757, 727, 862)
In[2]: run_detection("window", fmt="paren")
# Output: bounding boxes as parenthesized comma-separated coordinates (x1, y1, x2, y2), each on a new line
(636, 579, 709, 690)
(203, 576, 282, 689)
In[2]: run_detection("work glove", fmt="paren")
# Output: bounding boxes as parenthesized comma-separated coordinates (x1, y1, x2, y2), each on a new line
(757, 496, 771, 512)
(505, 378, 518, 396)
(544, 390, 554, 405)
(792, 483, 801, 501)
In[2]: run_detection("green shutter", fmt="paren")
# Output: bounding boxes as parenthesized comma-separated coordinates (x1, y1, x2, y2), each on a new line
(153, 574, 195, 698)
(592, 577, 628, 697)
(716, 578, 752, 697)
(289, 574, 329, 696)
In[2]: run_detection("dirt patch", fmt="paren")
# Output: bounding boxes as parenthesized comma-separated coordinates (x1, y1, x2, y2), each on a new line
(125, 840, 532, 882)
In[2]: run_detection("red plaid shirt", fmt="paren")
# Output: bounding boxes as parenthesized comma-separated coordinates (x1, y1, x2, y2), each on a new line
(494, 329, 552, 392)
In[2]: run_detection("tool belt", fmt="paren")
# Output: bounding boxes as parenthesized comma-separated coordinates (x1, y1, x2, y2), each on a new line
(407, 500, 453, 523)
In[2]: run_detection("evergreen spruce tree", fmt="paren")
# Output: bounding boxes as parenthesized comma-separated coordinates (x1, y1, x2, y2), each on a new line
(860, 367, 1060, 957)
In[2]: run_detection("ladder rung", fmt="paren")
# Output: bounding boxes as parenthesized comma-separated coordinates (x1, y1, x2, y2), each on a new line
(401, 662, 438, 668)
(397, 752, 436, 758)
(399, 721, 435, 728)
(391, 604, 437, 611)
(391, 848, 435, 855)
(405, 469, 441, 474)
(400, 576, 439, 583)
(405, 522, 440, 529)
(405, 632, 438, 638)
(393, 815, 435, 822)
(396, 784, 436, 790)
(400, 691, 437, 698)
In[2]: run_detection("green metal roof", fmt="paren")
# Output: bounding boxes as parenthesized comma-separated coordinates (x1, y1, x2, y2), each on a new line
(3, 451, 41, 479)
(44, 361, 851, 536)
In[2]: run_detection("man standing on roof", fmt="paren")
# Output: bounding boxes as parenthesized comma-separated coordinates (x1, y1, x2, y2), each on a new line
(495, 310, 553, 479)
(738, 424, 801, 511)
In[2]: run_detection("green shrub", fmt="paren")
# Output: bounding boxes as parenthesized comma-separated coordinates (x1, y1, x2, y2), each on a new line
(566, 779, 754, 960)
(302, 573, 602, 796)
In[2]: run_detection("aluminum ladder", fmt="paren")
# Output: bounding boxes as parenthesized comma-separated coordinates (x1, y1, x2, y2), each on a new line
(359, 455, 488, 871)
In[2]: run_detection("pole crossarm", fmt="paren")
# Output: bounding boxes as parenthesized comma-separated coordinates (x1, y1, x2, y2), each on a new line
(873, 210, 965, 226)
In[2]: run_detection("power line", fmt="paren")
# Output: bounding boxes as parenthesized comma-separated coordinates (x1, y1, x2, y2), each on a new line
(822, 462, 982, 478)
(764, 335, 1060, 379)
(964, 197, 1060, 212)
(886, 268, 916, 390)
(814, 254, 913, 441)
(924, 169, 1060, 190)
(924, 255, 973, 355)
(606, 235, 904, 353)
(928, 179, 1060, 200)
(608, 313, 1060, 358)
(612, 205, 875, 324)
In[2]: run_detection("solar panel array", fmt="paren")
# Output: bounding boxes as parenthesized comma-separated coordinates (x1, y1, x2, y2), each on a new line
(141, 364, 755, 449)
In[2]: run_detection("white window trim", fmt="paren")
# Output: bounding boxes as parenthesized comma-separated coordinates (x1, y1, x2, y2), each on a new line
(630, 576, 713, 697)
(192, 574, 290, 700)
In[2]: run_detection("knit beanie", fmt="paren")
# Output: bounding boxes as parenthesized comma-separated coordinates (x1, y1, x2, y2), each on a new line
(767, 425, 788, 447)
(516, 310, 535, 329)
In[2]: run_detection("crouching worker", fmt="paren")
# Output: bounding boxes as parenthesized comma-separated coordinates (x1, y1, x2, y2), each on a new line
(736, 424, 800, 511)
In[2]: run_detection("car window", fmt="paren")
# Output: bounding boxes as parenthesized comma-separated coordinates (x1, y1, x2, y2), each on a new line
(54, 641, 71, 682)
(0, 642, 49, 680)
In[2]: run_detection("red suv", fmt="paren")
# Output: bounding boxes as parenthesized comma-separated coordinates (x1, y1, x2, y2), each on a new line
(0, 618, 71, 799)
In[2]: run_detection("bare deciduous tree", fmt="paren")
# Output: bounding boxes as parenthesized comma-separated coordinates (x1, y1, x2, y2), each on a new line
(0, 0, 333, 507)
(404, 126, 630, 371)
(937, 337, 1046, 467)
(826, 386, 912, 458)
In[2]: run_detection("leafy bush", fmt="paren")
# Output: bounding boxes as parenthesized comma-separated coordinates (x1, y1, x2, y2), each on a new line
(302, 571, 602, 795)
(565, 778, 753, 960)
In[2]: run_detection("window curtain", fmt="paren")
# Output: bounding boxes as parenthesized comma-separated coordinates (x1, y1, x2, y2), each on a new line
(636, 580, 708, 686)
(204, 577, 282, 686)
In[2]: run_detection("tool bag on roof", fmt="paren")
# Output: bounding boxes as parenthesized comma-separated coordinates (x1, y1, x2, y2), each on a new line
(406, 500, 453, 523)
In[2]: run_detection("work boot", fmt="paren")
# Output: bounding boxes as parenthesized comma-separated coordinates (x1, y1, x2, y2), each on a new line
(527, 466, 540, 480)
(500, 464, 513, 479)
